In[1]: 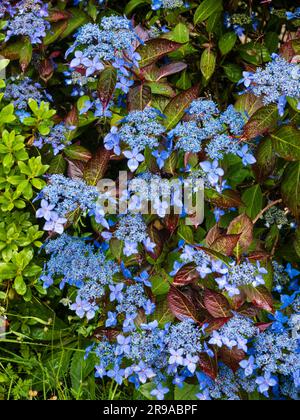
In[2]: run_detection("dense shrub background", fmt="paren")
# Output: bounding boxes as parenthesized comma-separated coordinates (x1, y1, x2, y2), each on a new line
(0, 0, 300, 400)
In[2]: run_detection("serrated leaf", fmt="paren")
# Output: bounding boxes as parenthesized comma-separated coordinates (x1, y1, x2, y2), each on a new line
(167, 285, 199, 322)
(136, 39, 182, 68)
(227, 214, 253, 253)
(128, 84, 152, 111)
(194, 0, 223, 25)
(83, 148, 111, 186)
(164, 84, 200, 130)
(243, 104, 279, 140)
(156, 62, 187, 81)
(219, 32, 237, 55)
(253, 137, 276, 182)
(173, 264, 200, 287)
(240, 185, 263, 220)
(281, 162, 300, 218)
(235, 93, 264, 117)
(48, 155, 67, 175)
(198, 352, 218, 380)
(205, 189, 243, 209)
(211, 234, 241, 257)
(97, 66, 117, 109)
(271, 126, 300, 161)
(174, 383, 199, 400)
(151, 299, 175, 327)
(206, 225, 222, 247)
(242, 285, 274, 313)
(64, 145, 92, 162)
(200, 49, 216, 81)
(219, 346, 245, 373)
(203, 289, 231, 318)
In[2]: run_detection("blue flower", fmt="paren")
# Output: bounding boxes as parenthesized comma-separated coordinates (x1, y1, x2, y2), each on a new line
(123, 148, 145, 172)
(152, 150, 170, 169)
(135, 271, 151, 287)
(36, 200, 55, 222)
(104, 127, 121, 154)
(237, 145, 256, 166)
(213, 208, 225, 222)
(239, 356, 256, 377)
(133, 362, 156, 384)
(123, 313, 137, 332)
(123, 240, 139, 257)
(286, 263, 300, 279)
(286, 8, 300, 20)
(200, 160, 224, 186)
(107, 365, 125, 385)
(256, 372, 277, 395)
(150, 384, 169, 400)
(109, 283, 124, 303)
(115, 335, 131, 356)
(106, 311, 118, 328)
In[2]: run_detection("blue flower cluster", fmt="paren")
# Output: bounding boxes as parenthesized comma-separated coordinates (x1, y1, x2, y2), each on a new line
(169, 100, 251, 162)
(286, 8, 300, 20)
(104, 213, 156, 257)
(41, 234, 119, 320)
(125, 172, 183, 218)
(209, 315, 259, 353)
(5, 0, 50, 44)
(215, 261, 268, 297)
(152, 0, 185, 11)
(240, 54, 300, 116)
(66, 15, 140, 103)
(224, 12, 259, 37)
(36, 175, 108, 234)
(34, 123, 73, 155)
(3, 77, 52, 112)
(104, 108, 165, 172)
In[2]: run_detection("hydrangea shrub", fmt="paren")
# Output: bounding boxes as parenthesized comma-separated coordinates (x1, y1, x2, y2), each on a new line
(0, 0, 300, 401)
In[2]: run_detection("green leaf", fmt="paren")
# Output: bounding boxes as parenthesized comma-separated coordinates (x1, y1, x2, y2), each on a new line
(271, 126, 300, 161)
(178, 225, 194, 243)
(125, 0, 148, 15)
(19, 38, 32, 72)
(240, 185, 263, 220)
(243, 105, 279, 139)
(44, 21, 68, 45)
(0, 58, 9, 73)
(281, 162, 300, 218)
(14, 275, 27, 296)
(235, 93, 263, 117)
(48, 154, 67, 174)
(150, 299, 175, 326)
(294, 228, 300, 258)
(60, 8, 89, 39)
(170, 23, 190, 43)
(223, 63, 242, 83)
(136, 39, 182, 68)
(70, 350, 96, 395)
(174, 383, 199, 400)
(64, 145, 92, 162)
(83, 148, 111, 186)
(194, 0, 223, 25)
(164, 84, 200, 130)
(219, 32, 237, 55)
(200, 49, 216, 82)
(128, 84, 152, 111)
(0, 262, 17, 281)
(151, 272, 171, 296)
(97, 66, 117, 109)
(253, 137, 276, 182)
